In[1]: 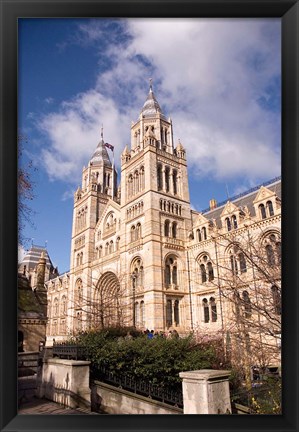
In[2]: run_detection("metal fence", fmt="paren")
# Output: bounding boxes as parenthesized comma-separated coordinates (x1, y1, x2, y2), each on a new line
(93, 365, 183, 408)
(52, 343, 86, 360)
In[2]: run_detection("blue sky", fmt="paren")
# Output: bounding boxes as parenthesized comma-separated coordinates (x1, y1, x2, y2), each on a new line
(18, 18, 281, 273)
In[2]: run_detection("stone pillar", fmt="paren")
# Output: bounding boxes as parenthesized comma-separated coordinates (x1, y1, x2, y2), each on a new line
(179, 369, 231, 414)
(37, 358, 91, 410)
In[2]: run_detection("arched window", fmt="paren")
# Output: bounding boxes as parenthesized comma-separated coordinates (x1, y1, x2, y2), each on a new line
(226, 217, 231, 231)
(259, 203, 266, 219)
(157, 165, 163, 190)
(271, 285, 281, 315)
(203, 298, 209, 323)
(232, 215, 238, 229)
(210, 297, 217, 322)
(134, 301, 139, 326)
(242, 291, 252, 318)
(197, 229, 202, 242)
(166, 300, 172, 327)
(165, 265, 171, 285)
(105, 242, 109, 255)
(172, 265, 178, 285)
(131, 258, 144, 290)
(164, 220, 170, 237)
(165, 256, 179, 287)
(76, 254, 80, 266)
(174, 300, 180, 325)
(61, 296, 67, 315)
(131, 225, 136, 242)
(200, 264, 207, 283)
(234, 292, 241, 319)
(172, 222, 177, 239)
(165, 167, 170, 193)
(136, 223, 142, 240)
(276, 242, 281, 264)
(266, 200, 274, 217)
(266, 244, 275, 267)
(116, 237, 120, 251)
(76, 311, 82, 332)
(207, 262, 214, 281)
(202, 227, 207, 240)
(109, 241, 114, 254)
(239, 253, 247, 273)
(53, 298, 59, 317)
(230, 255, 238, 275)
(173, 170, 178, 195)
(140, 301, 145, 326)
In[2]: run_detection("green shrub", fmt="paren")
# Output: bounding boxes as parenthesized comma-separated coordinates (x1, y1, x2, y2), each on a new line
(74, 328, 224, 388)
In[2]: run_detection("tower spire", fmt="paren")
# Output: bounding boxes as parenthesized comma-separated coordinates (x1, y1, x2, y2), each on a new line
(149, 77, 153, 92)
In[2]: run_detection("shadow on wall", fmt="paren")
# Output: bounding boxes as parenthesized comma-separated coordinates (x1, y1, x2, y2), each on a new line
(38, 372, 91, 410)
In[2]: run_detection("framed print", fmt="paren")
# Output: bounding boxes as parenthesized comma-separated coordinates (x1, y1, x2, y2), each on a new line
(1, 1, 298, 432)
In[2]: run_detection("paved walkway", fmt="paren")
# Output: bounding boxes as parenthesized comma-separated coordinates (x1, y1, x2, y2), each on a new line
(18, 375, 100, 415)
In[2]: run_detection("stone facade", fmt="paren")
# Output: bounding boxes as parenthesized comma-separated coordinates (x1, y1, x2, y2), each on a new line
(45, 85, 281, 368)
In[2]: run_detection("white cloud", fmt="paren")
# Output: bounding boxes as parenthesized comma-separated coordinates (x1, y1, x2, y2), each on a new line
(36, 18, 281, 188)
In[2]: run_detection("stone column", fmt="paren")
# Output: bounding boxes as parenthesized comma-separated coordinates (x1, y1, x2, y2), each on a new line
(179, 369, 231, 414)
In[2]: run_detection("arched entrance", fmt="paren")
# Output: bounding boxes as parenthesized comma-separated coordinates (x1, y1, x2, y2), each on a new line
(93, 272, 122, 329)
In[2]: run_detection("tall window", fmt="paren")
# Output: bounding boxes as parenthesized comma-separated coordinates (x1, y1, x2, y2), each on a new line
(198, 255, 214, 284)
(203, 298, 210, 323)
(75, 279, 83, 307)
(164, 220, 170, 237)
(226, 217, 231, 231)
(131, 258, 144, 289)
(140, 301, 145, 326)
(266, 244, 275, 267)
(207, 262, 214, 281)
(174, 300, 180, 325)
(232, 215, 238, 229)
(164, 256, 179, 287)
(242, 291, 252, 318)
(165, 167, 170, 192)
(197, 229, 202, 242)
(239, 253, 247, 273)
(271, 285, 281, 314)
(200, 264, 207, 283)
(173, 170, 178, 195)
(166, 300, 172, 327)
(157, 165, 162, 191)
(202, 227, 207, 240)
(259, 203, 266, 219)
(172, 222, 177, 239)
(131, 226, 136, 242)
(136, 223, 142, 240)
(210, 297, 217, 322)
(266, 200, 274, 216)
(230, 255, 238, 275)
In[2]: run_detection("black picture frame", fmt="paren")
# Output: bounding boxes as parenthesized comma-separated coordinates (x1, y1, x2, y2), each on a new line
(1, 1, 298, 431)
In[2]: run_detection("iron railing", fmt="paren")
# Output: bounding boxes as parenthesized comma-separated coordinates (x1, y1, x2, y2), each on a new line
(52, 342, 86, 360)
(93, 366, 183, 408)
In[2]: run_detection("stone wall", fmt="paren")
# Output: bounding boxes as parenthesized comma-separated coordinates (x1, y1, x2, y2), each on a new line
(92, 381, 183, 415)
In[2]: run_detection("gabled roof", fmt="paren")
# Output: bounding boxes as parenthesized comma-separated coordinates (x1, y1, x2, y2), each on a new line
(202, 178, 281, 228)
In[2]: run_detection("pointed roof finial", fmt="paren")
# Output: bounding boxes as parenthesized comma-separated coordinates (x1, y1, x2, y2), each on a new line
(149, 78, 153, 91)
(101, 124, 104, 140)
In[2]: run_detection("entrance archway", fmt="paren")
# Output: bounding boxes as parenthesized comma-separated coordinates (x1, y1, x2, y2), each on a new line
(93, 272, 122, 329)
